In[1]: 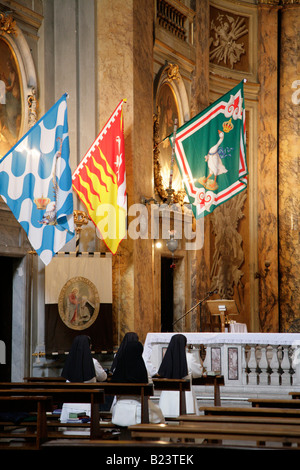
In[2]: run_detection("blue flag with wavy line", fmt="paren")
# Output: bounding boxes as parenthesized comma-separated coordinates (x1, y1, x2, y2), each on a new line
(0, 93, 74, 265)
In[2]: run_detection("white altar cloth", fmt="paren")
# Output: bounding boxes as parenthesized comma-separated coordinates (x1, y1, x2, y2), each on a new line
(229, 323, 247, 333)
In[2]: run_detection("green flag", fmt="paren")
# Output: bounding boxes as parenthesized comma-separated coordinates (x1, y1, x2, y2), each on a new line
(173, 81, 247, 218)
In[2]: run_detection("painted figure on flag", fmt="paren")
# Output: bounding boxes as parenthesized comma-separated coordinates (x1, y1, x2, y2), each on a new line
(72, 100, 126, 255)
(37, 136, 64, 226)
(173, 81, 247, 219)
(199, 128, 228, 190)
(0, 93, 74, 265)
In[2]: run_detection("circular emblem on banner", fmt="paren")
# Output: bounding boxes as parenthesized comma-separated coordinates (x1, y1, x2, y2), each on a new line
(58, 277, 100, 330)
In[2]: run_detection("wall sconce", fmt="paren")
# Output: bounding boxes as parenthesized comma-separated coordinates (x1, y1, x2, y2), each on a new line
(74, 210, 89, 256)
(32, 351, 46, 363)
(255, 261, 270, 280)
(140, 196, 159, 205)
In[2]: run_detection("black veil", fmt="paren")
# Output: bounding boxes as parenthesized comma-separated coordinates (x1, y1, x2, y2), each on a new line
(110, 331, 139, 373)
(111, 341, 148, 383)
(61, 335, 96, 382)
(157, 334, 188, 379)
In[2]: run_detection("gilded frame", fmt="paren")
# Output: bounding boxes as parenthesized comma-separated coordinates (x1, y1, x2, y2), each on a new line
(0, 36, 23, 158)
(154, 64, 187, 205)
(0, 15, 38, 161)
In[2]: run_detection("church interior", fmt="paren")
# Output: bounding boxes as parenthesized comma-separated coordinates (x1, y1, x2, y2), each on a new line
(0, 0, 300, 455)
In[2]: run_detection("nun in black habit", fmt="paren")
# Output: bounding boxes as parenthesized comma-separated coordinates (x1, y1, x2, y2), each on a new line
(60, 335, 107, 424)
(157, 334, 200, 417)
(110, 341, 164, 426)
(110, 331, 139, 375)
(157, 333, 188, 379)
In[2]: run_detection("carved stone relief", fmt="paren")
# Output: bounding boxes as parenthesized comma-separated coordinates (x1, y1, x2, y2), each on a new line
(209, 6, 249, 71)
(210, 191, 247, 300)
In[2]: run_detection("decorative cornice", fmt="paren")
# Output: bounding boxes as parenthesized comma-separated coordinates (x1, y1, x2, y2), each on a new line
(258, 0, 300, 4)
(258, 0, 280, 4)
(0, 1, 43, 32)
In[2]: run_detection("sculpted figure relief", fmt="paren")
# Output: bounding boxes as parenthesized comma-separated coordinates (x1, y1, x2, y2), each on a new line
(210, 12, 248, 69)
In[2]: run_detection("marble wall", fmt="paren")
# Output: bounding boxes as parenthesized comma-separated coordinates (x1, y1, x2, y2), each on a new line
(207, 0, 300, 333)
(206, 0, 260, 332)
(278, 3, 300, 331)
(97, 0, 154, 345)
(191, 0, 211, 331)
(257, 3, 280, 331)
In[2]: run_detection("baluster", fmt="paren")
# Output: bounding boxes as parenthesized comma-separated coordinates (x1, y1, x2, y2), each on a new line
(247, 345, 257, 385)
(277, 346, 284, 385)
(291, 344, 300, 385)
(258, 346, 269, 385)
(281, 346, 291, 386)
(242, 345, 250, 385)
(288, 346, 295, 386)
(269, 345, 279, 385)
(265, 345, 273, 385)
(255, 345, 262, 385)
(199, 344, 207, 374)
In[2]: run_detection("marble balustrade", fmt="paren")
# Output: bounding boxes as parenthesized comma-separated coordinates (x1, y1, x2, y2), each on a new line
(143, 333, 300, 397)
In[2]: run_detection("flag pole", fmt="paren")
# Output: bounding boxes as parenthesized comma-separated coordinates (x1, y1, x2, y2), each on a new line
(73, 210, 89, 256)
(153, 135, 169, 151)
(167, 118, 178, 204)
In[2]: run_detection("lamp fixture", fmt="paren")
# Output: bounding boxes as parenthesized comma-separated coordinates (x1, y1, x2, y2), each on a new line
(166, 230, 178, 268)
(254, 261, 270, 280)
(140, 196, 158, 205)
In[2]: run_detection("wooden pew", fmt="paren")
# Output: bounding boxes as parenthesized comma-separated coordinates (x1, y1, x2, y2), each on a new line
(25, 381, 153, 424)
(0, 396, 52, 449)
(151, 375, 224, 415)
(0, 381, 153, 424)
(0, 388, 104, 440)
(184, 408, 300, 446)
(129, 421, 300, 447)
(152, 378, 190, 415)
(249, 398, 300, 409)
(176, 413, 300, 426)
(290, 391, 300, 399)
(100, 382, 153, 424)
(192, 375, 224, 406)
(24, 376, 65, 382)
(200, 405, 300, 418)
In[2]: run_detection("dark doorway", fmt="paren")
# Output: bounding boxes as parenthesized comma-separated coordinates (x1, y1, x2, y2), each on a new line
(161, 257, 174, 332)
(0, 257, 13, 381)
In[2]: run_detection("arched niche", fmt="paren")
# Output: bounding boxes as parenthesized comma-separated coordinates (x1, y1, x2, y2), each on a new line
(153, 63, 190, 204)
(0, 20, 37, 159)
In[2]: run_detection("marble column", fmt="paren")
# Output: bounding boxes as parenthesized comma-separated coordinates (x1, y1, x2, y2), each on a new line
(96, 0, 154, 345)
(191, 0, 211, 331)
(278, 2, 300, 331)
(257, 2, 280, 331)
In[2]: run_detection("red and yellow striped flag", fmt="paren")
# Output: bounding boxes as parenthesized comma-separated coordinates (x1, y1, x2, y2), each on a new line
(72, 100, 126, 254)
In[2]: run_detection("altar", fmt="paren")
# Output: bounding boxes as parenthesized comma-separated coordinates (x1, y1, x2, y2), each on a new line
(143, 332, 300, 394)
